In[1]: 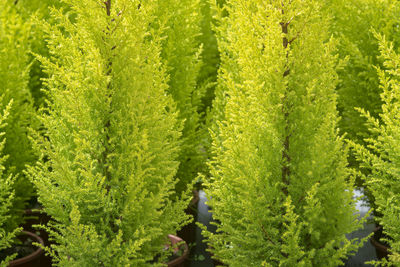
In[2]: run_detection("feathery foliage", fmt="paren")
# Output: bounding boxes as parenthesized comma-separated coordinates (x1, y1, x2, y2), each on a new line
(202, 1, 363, 266)
(327, 0, 400, 147)
(157, 0, 206, 192)
(201, 0, 226, 179)
(0, 0, 36, 229)
(27, 0, 190, 266)
(205, 0, 233, 162)
(198, 0, 220, 111)
(0, 103, 20, 267)
(351, 35, 400, 266)
(15, 0, 66, 107)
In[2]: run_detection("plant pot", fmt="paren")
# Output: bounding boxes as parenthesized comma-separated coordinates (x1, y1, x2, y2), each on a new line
(370, 226, 389, 260)
(177, 190, 200, 245)
(22, 209, 53, 267)
(167, 234, 189, 267)
(7, 231, 44, 267)
(22, 209, 51, 243)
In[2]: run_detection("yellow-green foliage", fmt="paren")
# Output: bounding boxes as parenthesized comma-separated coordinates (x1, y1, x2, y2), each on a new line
(203, 1, 363, 266)
(0, 103, 20, 267)
(27, 0, 190, 266)
(0, 0, 36, 229)
(16, 0, 66, 107)
(199, 0, 220, 110)
(157, 0, 206, 192)
(352, 35, 400, 267)
(205, 0, 237, 163)
(327, 0, 400, 146)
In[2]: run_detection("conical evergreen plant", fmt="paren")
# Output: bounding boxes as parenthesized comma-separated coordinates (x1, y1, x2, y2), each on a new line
(352, 35, 400, 266)
(327, 0, 400, 150)
(205, 0, 234, 166)
(325, 0, 400, 218)
(0, 102, 20, 267)
(15, 0, 66, 108)
(0, 0, 37, 229)
(157, 0, 206, 193)
(198, 0, 220, 112)
(202, 1, 364, 266)
(27, 0, 190, 265)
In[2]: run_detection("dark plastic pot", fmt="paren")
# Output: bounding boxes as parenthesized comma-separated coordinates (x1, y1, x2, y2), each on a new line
(8, 231, 44, 267)
(22, 209, 52, 267)
(167, 234, 189, 267)
(177, 190, 200, 245)
(370, 226, 389, 260)
(22, 209, 51, 242)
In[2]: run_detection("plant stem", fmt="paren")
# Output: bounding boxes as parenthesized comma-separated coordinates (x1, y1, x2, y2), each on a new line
(105, 0, 111, 16)
(281, 6, 290, 196)
(102, 0, 112, 190)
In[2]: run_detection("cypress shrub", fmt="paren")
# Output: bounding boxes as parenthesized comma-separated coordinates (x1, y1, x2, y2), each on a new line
(15, 0, 65, 108)
(326, 0, 400, 213)
(0, 103, 20, 267)
(202, 1, 364, 266)
(16, 0, 71, 110)
(352, 35, 400, 266)
(205, 0, 233, 167)
(327, 0, 400, 148)
(158, 0, 206, 192)
(27, 0, 190, 265)
(198, 0, 220, 111)
(0, 0, 36, 228)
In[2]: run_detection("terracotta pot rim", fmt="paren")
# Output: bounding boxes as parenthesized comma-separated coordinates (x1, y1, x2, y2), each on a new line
(370, 226, 389, 254)
(166, 234, 189, 267)
(8, 230, 44, 266)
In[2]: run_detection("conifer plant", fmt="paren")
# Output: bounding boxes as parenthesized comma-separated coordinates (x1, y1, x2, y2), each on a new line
(327, 0, 400, 149)
(352, 35, 400, 266)
(27, 0, 190, 265)
(198, 0, 220, 111)
(158, 0, 206, 193)
(203, 1, 363, 266)
(15, 0, 66, 107)
(0, 0, 37, 228)
(326, 0, 400, 218)
(0, 103, 20, 267)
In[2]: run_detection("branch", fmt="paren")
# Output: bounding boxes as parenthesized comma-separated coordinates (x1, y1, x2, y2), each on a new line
(261, 224, 277, 246)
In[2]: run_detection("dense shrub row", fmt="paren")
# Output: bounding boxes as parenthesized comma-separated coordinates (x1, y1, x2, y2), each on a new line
(1, 0, 400, 266)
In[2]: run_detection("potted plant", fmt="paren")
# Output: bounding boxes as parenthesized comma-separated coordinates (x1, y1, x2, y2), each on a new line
(324, 0, 400, 204)
(0, 103, 44, 267)
(11, 4, 61, 263)
(156, 0, 205, 247)
(0, 103, 19, 267)
(351, 34, 400, 265)
(0, 0, 38, 229)
(26, 0, 191, 265)
(202, 0, 365, 265)
(0, 2, 45, 266)
(158, 0, 206, 193)
(327, 3, 400, 258)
